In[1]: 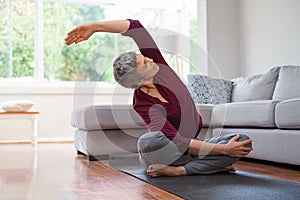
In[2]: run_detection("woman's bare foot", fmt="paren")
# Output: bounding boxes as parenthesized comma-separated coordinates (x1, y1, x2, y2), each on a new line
(218, 165, 236, 173)
(147, 164, 187, 178)
(226, 165, 236, 172)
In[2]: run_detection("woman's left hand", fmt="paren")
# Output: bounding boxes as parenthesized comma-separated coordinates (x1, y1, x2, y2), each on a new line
(223, 135, 253, 158)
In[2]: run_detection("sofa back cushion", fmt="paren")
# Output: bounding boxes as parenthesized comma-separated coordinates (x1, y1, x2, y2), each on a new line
(272, 66, 300, 101)
(231, 67, 280, 102)
(187, 74, 233, 104)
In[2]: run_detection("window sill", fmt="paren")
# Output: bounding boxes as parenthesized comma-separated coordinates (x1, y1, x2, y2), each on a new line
(0, 81, 133, 95)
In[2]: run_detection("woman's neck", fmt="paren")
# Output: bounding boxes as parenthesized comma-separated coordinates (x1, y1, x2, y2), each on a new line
(140, 83, 156, 94)
(142, 83, 155, 89)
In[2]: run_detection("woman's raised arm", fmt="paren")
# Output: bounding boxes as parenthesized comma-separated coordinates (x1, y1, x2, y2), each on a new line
(64, 20, 130, 45)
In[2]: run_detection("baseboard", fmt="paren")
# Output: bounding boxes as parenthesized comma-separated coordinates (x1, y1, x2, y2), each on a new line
(240, 157, 300, 170)
(0, 137, 74, 144)
(38, 137, 74, 143)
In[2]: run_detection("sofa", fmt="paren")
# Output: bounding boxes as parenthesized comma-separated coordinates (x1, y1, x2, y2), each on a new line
(71, 65, 300, 166)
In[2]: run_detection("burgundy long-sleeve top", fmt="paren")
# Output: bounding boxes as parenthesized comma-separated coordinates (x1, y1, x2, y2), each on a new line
(122, 19, 202, 153)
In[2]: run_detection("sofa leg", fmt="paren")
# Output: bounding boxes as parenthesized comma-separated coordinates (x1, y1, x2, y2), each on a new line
(76, 150, 109, 161)
(87, 154, 110, 161)
(87, 155, 98, 161)
(77, 150, 86, 156)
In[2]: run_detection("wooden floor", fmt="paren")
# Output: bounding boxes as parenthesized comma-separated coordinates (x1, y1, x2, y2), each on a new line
(0, 143, 299, 200)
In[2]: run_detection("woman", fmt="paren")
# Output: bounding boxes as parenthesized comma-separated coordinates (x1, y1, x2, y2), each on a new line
(65, 19, 252, 177)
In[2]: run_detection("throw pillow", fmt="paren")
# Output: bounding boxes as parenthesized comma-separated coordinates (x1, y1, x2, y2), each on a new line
(272, 66, 300, 101)
(187, 74, 233, 104)
(231, 67, 280, 102)
(1, 100, 34, 112)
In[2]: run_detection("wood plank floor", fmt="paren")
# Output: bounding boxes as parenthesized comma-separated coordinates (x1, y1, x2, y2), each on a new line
(0, 143, 299, 200)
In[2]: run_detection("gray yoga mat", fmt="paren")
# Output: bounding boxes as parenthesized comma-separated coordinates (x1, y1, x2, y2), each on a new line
(109, 154, 300, 200)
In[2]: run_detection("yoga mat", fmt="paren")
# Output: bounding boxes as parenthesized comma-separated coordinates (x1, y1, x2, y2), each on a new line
(109, 154, 300, 200)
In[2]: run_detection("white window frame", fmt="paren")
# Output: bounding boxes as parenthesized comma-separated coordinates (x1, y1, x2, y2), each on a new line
(1, 0, 204, 93)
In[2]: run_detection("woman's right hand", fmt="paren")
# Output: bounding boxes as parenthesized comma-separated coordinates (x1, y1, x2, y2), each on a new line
(65, 20, 130, 46)
(64, 23, 95, 46)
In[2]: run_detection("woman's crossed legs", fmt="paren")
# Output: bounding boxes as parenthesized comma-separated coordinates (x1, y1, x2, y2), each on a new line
(137, 132, 252, 177)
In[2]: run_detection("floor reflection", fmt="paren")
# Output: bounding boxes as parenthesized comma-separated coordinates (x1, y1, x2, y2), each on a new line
(0, 143, 178, 200)
(0, 143, 78, 200)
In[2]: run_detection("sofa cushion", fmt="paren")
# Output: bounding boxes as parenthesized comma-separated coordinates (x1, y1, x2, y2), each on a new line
(71, 105, 146, 130)
(275, 98, 300, 129)
(272, 66, 300, 101)
(231, 67, 280, 102)
(187, 74, 233, 104)
(211, 100, 278, 128)
(195, 104, 215, 127)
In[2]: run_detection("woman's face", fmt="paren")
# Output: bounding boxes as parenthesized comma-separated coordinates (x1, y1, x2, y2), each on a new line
(135, 54, 159, 85)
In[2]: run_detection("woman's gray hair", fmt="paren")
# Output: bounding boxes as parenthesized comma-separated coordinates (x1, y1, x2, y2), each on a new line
(113, 51, 142, 89)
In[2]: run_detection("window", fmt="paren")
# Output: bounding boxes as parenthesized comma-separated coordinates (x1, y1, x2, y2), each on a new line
(43, 1, 116, 81)
(0, 0, 35, 79)
(0, 0, 199, 83)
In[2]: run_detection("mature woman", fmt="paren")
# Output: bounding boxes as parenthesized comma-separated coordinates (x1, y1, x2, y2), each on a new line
(65, 19, 252, 177)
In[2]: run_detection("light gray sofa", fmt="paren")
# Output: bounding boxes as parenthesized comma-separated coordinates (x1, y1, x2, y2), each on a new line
(71, 65, 300, 166)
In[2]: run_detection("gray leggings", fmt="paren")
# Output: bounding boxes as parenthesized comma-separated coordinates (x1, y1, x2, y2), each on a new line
(137, 132, 252, 175)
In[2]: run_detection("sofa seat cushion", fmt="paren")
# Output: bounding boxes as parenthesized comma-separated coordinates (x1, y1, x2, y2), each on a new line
(275, 98, 300, 129)
(71, 105, 146, 131)
(195, 104, 215, 127)
(211, 100, 278, 128)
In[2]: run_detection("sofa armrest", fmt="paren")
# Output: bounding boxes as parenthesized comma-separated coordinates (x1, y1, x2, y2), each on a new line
(195, 104, 215, 127)
(71, 104, 146, 131)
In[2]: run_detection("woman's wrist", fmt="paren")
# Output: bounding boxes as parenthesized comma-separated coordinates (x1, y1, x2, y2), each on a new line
(90, 22, 102, 33)
(214, 143, 226, 155)
(188, 139, 225, 156)
(203, 143, 225, 155)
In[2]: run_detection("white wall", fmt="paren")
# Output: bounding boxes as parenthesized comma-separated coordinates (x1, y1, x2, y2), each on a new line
(0, 83, 133, 142)
(239, 0, 300, 76)
(205, 0, 300, 78)
(206, 0, 240, 79)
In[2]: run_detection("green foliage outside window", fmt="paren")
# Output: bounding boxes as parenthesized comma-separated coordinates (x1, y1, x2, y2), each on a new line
(0, 1, 115, 81)
(44, 2, 115, 81)
(0, 0, 34, 78)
